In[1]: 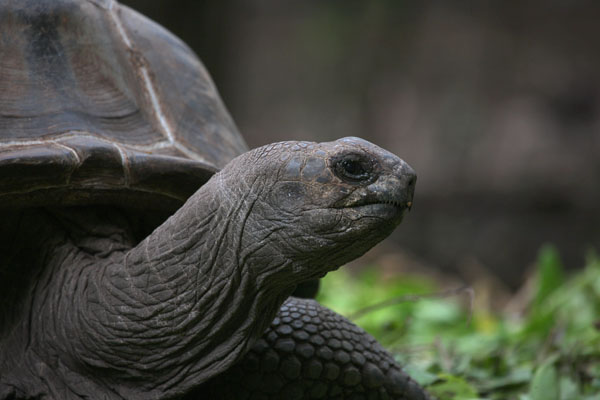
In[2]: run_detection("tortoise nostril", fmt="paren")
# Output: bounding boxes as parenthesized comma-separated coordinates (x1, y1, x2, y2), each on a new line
(408, 176, 416, 190)
(404, 173, 416, 203)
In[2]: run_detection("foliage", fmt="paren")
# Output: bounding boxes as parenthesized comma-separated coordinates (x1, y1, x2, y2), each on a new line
(317, 246, 600, 400)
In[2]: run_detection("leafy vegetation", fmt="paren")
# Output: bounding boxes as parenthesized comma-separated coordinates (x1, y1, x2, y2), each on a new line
(317, 246, 600, 399)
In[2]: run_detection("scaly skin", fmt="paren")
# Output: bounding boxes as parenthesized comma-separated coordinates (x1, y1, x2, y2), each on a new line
(0, 138, 416, 399)
(195, 297, 432, 400)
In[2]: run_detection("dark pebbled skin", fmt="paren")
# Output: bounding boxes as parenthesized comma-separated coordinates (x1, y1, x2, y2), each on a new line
(195, 297, 431, 400)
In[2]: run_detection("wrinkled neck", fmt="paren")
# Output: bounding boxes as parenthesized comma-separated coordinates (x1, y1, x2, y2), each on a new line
(78, 178, 293, 395)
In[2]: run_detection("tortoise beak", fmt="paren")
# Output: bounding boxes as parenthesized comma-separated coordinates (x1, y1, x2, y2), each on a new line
(367, 162, 416, 211)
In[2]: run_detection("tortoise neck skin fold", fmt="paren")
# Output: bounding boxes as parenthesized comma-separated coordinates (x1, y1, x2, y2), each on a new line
(77, 182, 295, 396)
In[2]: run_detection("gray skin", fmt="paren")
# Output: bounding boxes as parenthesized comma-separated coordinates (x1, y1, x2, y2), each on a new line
(0, 137, 416, 399)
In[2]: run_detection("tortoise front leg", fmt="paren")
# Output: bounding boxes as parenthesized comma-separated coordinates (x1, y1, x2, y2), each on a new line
(194, 297, 431, 400)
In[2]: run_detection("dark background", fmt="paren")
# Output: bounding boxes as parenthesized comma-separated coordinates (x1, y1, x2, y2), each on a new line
(121, 0, 599, 288)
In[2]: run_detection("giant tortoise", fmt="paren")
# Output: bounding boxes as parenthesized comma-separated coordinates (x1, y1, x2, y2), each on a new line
(0, 0, 426, 399)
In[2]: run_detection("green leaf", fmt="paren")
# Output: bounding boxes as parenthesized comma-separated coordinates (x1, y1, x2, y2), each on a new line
(528, 360, 559, 400)
(477, 367, 532, 391)
(404, 364, 439, 386)
(559, 376, 580, 400)
(428, 373, 479, 400)
(522, 245, 566, 337)
(534, 245, 564, 307)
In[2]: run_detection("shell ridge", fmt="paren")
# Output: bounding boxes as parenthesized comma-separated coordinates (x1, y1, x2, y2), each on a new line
(52, 141, 81, 165)
(85, 0, 112, 10)
(105, 2, 177, 146)
(106, 3, 219, 164)
(0, 132, 204, 161)
(113, 143, 130, 187)
(52, 141, 80, 185)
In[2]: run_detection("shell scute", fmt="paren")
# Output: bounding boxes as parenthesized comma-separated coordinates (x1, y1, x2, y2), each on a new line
(0, 0, 248, 210)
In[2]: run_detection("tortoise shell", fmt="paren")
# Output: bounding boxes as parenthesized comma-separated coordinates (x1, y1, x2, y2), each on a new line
(0, 0, 248, 211)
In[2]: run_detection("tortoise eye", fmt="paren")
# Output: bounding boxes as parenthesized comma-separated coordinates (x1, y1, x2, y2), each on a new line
(334, 154, 372, 183)
(340, 159, 365, 177)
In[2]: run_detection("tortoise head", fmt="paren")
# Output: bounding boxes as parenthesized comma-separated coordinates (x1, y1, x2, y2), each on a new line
(217, 137, 416, 284)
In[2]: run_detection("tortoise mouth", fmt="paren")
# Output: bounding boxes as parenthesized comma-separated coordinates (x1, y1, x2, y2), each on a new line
(349, 201, 408, 214)
(343, 205, 407, 230)
(333, 189, 414, 223)
(332, 181, 414, 213)
(339, 194, 412, 212)
(335, 200, 409, 223)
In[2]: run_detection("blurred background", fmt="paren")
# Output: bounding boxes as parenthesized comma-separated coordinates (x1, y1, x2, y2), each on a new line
(121, 0, 599, 289)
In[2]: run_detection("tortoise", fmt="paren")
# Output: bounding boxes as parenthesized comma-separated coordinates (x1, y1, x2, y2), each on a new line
(0, 0, 426, 399)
